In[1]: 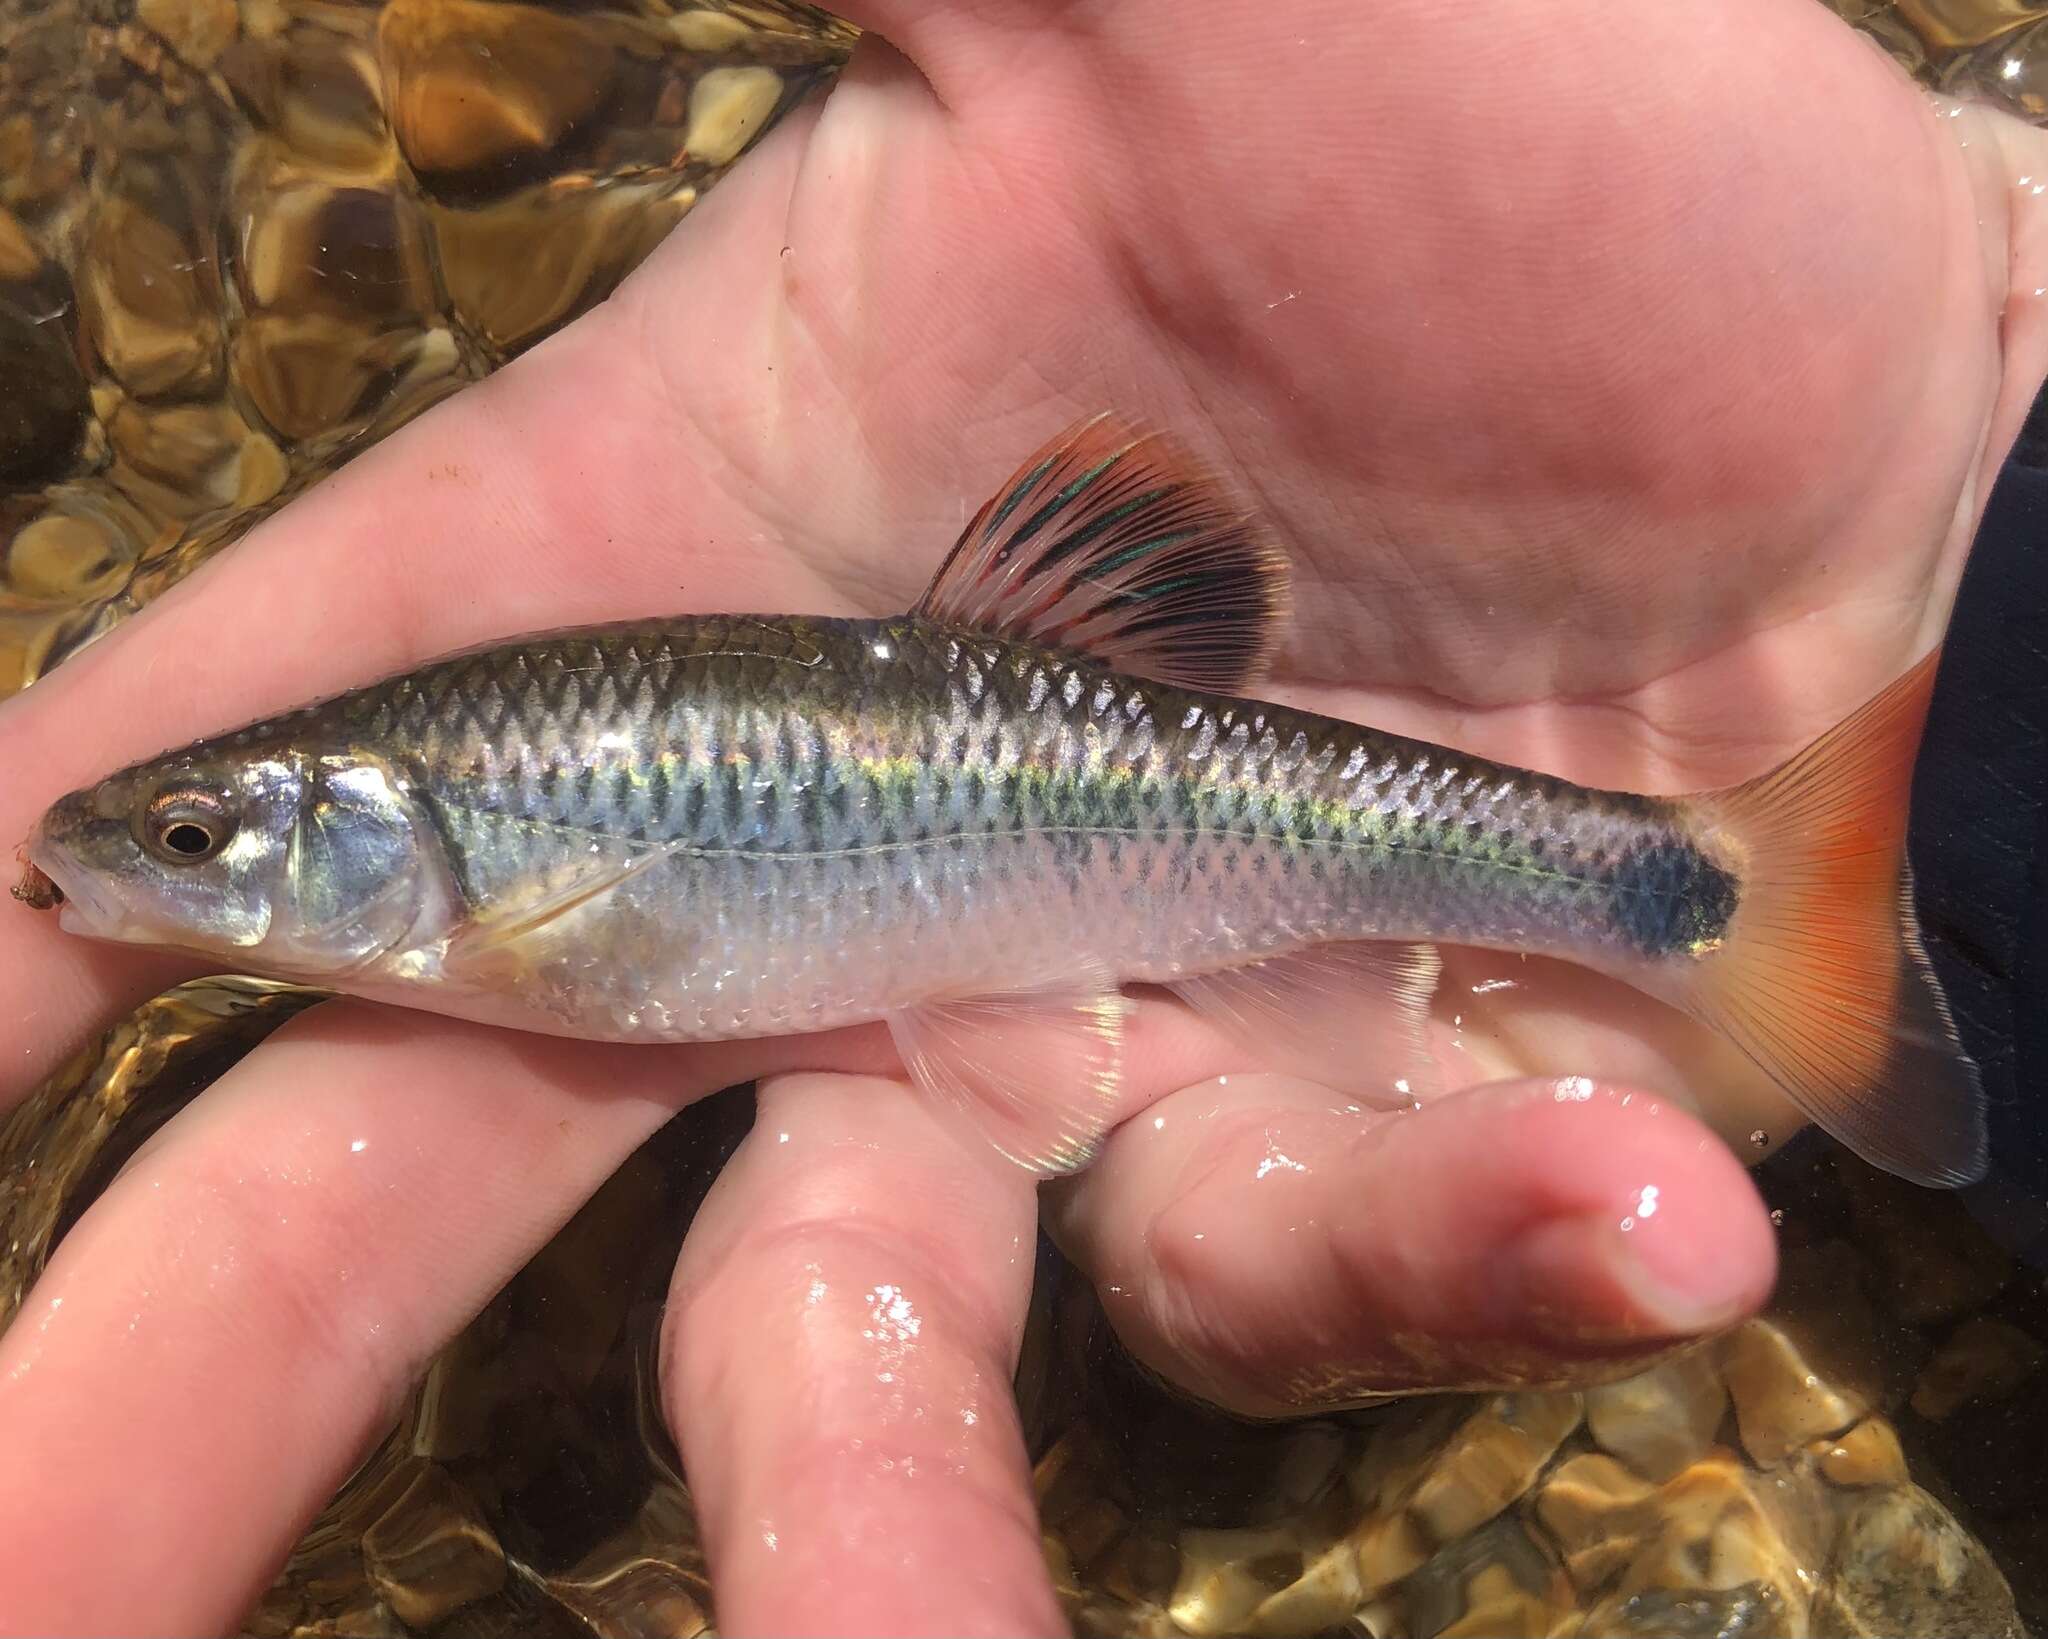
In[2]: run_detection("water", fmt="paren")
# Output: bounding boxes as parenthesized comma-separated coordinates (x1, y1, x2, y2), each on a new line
(0, 0, 851, 693)
(1, 3, 2045, 1636)
(1820, 0, 2048, 113)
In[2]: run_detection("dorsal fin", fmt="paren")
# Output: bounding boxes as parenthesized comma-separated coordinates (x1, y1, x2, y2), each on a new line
(913, 412, 1292, 692)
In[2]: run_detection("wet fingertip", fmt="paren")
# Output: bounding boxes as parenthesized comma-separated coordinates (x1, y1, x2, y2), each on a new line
(1508, 1198, 1776, 1352)
(1485, 1087, 1780, 1351)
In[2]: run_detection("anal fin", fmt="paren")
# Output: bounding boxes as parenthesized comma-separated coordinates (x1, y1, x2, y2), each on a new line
(1165, 940, 1445, 1109)
(888, 967, 1135, 1176)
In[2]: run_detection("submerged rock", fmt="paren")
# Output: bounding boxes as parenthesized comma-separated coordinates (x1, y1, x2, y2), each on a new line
(0, 296, 89, 483)
(0, 0, 849, 691)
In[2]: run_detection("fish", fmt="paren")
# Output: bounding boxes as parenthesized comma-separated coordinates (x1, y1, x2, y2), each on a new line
(16, 414, 1988, 1186)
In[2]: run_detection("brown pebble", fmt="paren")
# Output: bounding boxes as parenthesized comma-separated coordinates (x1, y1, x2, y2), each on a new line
(670, 9, 755, 52)
(1810, 1416, 1908, 1489)
(1719, 1317, 1869, 1466)
(77, 180, 222, 400)
(377, 0, 617, 190)
(0, 209, 40, 282)
(6, 508, 135, 603)
(1411, 1393, 1583, 1540)
(136, 0, 239, 69)
(686, 65, 784, 165)
(1585, 1351, 1727, 1483)
(1436, 1589, 1568, 1637)
(217, 32, 392, 174)
(0, 115, 31, 178)
(1534, 1452, 1655, 1591)
(1610, 1451, 1818, 1624)
(1166, 1524, 1300, 1636)
(1243, 1538, 1363, 1638)
(430, 178, 693, 357)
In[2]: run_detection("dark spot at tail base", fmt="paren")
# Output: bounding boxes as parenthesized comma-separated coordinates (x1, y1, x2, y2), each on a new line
(1611, 837, 1739, 956)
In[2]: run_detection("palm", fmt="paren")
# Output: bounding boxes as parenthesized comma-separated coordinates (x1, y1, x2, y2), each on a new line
(627, 2, 1989, 784)
(1, 2, 2039, 1634)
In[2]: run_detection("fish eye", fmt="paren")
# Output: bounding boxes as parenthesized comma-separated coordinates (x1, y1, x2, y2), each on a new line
(139, 786, 237, 866)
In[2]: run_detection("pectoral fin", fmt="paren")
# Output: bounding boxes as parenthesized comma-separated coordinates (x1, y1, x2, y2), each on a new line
(441, 847, 667, 989)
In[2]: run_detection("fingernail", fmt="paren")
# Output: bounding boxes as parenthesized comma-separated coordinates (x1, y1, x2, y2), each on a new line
(1511, 1210, 1766, 1348)
(1599, 1213, 1764, 1334)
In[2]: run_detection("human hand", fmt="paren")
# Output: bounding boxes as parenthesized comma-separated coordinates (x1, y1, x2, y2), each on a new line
(4, 2, 2044, 1633)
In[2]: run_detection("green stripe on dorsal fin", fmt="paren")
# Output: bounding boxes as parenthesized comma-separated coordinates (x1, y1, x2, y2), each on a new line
(914, 412, 1293, 692)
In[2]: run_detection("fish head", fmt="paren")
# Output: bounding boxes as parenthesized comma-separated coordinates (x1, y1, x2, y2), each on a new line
(23, 742, 446, 978)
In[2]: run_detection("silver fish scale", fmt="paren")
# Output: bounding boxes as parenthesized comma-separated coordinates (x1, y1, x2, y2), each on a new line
(306, 614, 1704, 1041)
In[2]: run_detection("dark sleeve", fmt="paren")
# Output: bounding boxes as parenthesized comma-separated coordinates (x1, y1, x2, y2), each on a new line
(1910, 422, 2048, 1260)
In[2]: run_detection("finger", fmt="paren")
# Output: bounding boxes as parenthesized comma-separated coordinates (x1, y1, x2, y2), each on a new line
(663, 1071, 1061, 1639)
(1047, 1073, 1776, 1418)
(0, 1006, 892, 1639)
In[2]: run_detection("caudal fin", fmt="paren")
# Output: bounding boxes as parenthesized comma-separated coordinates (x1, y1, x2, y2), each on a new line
(1679, 650, 1987, 1187)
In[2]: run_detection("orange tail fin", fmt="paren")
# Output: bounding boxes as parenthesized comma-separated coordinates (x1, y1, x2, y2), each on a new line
(1676, 650, 1987, 1187)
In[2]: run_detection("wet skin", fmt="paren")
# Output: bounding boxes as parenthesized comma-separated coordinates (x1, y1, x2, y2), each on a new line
(2, 2, 2047, 1634)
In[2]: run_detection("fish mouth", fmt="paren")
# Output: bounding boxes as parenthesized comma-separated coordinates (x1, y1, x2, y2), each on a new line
(14, 823, 125, 939)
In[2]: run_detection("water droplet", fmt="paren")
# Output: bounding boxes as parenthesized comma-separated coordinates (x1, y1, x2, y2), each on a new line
(1749, 1129, 1769, 1149)
(1770, 1208, 1786, 1226)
